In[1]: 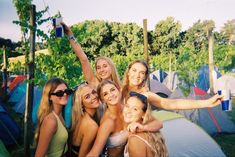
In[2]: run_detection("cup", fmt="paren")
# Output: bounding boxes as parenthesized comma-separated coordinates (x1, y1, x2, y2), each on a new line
(218, 89, 232, 111)
(52, 17, 64, 37)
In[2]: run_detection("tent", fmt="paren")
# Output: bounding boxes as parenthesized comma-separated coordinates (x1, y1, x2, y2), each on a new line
(149, 79, 172, 98)
(152, 110, 226, 157)
(196, 65, 221, 92)
(0, 140, 11, 157)
(8, 81, 26, 103)
(162, 71, 181, 91)
(13, 87, 42, 114)
(0, 102, 20, 145)
(214, 75, 235, 97)
(150, 70, 168, 83)
(170, 87, 235, 135)
(8, 75, 26, 91)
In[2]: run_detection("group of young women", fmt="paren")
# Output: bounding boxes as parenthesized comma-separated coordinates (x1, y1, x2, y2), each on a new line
(34, 23, 223, 157)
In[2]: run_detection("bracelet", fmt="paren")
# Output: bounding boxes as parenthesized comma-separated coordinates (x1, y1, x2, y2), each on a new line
(68, 35, 76, 42)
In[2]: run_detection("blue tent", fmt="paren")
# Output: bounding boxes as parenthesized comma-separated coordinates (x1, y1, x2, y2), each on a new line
(8, 82, 26, 103)
(0, 102, 20, 145)
(13, 87, 42, 114)
(196, 65, 221, 91)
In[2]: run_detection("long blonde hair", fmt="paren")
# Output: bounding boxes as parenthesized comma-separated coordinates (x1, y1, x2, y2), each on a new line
(95, 56, 122, 89)
(122, 60, 149, 100)
(34, 78, 68, 143)
(129, 94, 168, 157)
(71, 83, 88, 132)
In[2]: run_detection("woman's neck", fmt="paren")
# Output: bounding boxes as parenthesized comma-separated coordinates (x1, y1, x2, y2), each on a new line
(85, 108, 96, 118)
(53, 105, 63, 116)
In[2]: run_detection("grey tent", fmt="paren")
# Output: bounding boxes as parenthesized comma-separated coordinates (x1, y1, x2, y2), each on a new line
(162, 71, 181, 91)
(149, 79, 172, 98)
(152, 110, 226, 157)
(169, 87, 235, 135)
(150, 70, 168, 83)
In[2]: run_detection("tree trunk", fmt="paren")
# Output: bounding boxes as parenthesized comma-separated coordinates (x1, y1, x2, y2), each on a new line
(208, 30, 214, 94)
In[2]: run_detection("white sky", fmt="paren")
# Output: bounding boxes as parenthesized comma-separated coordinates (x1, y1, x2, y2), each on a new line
(0, 0, 235, 42)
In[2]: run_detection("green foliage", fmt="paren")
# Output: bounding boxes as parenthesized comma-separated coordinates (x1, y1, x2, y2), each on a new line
(152, 17, 182, 55)
(220, 19, 235, 45)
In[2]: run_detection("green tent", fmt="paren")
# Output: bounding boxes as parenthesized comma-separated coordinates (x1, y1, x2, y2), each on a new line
(0, 140, 10, 157)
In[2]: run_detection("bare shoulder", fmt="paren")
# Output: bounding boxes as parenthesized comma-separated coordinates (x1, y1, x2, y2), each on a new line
(81, 116, 98, 132)
(40, 113, 57, 133)
(128, 132, 147, 146)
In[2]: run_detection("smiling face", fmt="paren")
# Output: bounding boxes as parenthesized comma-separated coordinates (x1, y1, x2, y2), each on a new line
(50, 83, 69, 106)
(96, 59, 112, 80)
(128, 62, 147, 87)
(81, 85, 99, 109)
(123, 96, 144, 124)
(101, 83, 121, 106)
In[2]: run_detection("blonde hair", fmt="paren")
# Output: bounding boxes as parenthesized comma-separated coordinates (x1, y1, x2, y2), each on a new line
(34, 78, 68, 143)
(71, 83, 88, 132)
(142, 105, 168, 157)
(95, 56, 122, 89)
(122, 60, 149, 100)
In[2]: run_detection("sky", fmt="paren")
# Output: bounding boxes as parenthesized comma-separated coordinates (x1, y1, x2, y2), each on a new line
(0, 0, 235, 42)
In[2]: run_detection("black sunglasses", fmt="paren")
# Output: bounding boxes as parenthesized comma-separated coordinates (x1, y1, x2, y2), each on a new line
(51, 89, 73, 97)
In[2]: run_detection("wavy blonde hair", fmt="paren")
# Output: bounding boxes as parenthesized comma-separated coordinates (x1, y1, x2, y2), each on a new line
(95, 56, 122, 89)
(130, 95, 168, 157)
(122, 60, 149, 101)
(34, 78, 68, 143)
(71, 83, 88, 132)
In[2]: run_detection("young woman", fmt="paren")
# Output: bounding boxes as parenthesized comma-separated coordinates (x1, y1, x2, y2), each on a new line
(34, 78, 73, 157)
(123, 91, 168, 157)
(62, 23, 121, 88)
(87, 80, 163, 157)
(122, 60, 223, 110)
(70, 83, 100, 157)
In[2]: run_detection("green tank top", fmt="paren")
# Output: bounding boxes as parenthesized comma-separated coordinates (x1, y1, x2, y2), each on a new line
(46, 111, 68, 157)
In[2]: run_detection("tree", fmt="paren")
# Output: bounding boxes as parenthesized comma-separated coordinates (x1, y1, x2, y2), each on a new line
(220, 19, 235, 45)
(152, 17, 182, 55)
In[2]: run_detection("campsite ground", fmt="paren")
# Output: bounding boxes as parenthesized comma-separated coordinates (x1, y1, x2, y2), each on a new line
(214, 97, 235, 157)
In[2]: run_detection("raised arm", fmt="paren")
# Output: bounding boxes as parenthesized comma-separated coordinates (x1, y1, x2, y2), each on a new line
(62, 23, 96, 86)
(145, 91, 223, 110)
(86, 118, 115, 157)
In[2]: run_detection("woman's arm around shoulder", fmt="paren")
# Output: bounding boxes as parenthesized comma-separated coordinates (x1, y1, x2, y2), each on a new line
(86, 117, 115, 157)
(34, 114, 57, 157)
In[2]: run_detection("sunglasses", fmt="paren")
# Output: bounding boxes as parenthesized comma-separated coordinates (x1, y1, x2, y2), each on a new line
(51, 89, 73, 97)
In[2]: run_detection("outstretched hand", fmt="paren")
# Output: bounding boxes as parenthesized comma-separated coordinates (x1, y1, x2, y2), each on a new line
(207, 94, 223, 108)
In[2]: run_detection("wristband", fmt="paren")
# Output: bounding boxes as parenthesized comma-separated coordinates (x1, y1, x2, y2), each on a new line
(68, 35, 76, 42)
